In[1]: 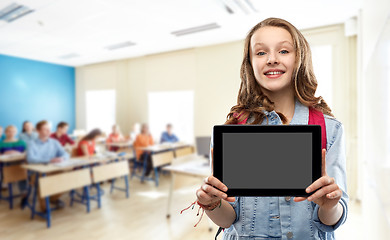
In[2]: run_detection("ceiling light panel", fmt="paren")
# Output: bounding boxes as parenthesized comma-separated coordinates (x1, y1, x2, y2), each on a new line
(171, 23, 221, 36)
(0, 2, 34, 22)
(105, 41, 136, 50)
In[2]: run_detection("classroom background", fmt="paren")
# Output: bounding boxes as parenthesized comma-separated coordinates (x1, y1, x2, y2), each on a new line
(0, 0, 389, 239)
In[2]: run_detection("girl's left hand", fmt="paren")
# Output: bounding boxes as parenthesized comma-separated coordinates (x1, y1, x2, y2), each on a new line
(294, 149, 342, 210)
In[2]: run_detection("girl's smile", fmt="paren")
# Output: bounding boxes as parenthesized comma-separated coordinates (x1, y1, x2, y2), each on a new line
(264, 68, 286, 79)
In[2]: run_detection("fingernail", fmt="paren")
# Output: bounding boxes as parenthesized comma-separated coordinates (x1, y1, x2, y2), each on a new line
(222, 194, 227, 198)
(306, 188, 310, 192)
(223, 186, 228, 191)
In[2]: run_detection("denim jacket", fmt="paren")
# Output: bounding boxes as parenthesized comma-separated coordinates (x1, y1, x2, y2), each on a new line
(210, 98, 348, 240)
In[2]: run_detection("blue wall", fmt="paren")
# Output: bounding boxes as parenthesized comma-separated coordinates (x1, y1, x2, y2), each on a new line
(0, 54, 75, 133)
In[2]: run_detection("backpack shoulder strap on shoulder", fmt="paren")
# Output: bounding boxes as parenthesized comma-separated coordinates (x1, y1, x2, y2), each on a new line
(233, 111, 248, 125)
(308, 107, 327, 150)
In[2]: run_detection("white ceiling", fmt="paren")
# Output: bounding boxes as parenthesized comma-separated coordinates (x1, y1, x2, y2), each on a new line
(0, 0, 361, 67)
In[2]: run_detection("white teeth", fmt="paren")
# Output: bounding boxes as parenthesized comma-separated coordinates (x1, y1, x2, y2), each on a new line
(265, 71, 284, 75)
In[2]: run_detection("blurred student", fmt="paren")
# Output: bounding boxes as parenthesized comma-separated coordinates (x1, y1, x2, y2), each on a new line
(133, 124, 154, 176)
(50, 122, 75, 146)
(106, 124, 125, 151)
(0, 126, 5, 141)
(0, 125, 28, 208)
(76, 129, 102, 157)
(0, 125, 26, 154)
(160, 123, 179, 143)
(19, 121, 38, 143)
(27, 121, 69, 211)
(27, 120, 69, 164)
(128, 122, 140, 144)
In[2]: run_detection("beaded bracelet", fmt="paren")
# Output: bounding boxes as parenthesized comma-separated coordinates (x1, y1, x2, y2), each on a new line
(197, 199, 222, 211)
(180, 199, 222, 227)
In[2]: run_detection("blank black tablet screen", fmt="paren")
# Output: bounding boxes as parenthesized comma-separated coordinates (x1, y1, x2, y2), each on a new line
(222, 132, 312, 189)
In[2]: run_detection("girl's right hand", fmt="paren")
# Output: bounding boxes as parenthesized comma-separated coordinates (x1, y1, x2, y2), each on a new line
(196, 148, 235, 206)
(196, 175, 235, 206)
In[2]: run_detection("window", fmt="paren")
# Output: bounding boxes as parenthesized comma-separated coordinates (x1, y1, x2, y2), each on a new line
(86, 89, 116, 134)
(148, 90, 194, 143)
(311, 45, 333, 108)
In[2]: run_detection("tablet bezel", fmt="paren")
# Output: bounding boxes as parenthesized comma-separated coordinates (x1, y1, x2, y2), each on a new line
(213, 125, 322, 197)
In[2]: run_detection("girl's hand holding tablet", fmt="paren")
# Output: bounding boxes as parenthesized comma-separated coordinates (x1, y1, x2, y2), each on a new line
(196, 149, 235, 207)
(294, 149, 342, 208)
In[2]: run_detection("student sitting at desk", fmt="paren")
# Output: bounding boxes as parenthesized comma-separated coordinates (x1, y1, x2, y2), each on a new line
(134, 124, 154, 177)
(50, 121, 75, 147)
(106, 124, 125, 151)
(76, 129, 102, 157)
(160, 123, 179, 143)
(27, 120, 69, 164)
(27, 120, 69, 211)
(19, 121, 38, 143)
(0, 125, 28, 208)
(0, 125, 27, 154)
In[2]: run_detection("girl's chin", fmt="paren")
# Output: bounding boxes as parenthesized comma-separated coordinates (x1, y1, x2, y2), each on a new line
(259, 81, 290, 93)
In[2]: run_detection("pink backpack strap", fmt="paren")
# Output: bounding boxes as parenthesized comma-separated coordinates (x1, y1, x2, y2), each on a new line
(308, 107, 327, 150)
(233, 112, 249, 125)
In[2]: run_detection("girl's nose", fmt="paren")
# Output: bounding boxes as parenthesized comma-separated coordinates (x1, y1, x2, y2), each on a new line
(267, 52, 279, 65)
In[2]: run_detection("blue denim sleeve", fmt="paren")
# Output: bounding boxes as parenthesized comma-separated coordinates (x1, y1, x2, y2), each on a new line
(312, 121, 348, 232)
(228, 197, 240, 224)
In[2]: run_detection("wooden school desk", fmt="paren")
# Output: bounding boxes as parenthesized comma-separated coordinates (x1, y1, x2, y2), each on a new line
(21, 153, 132, 228)
(133, 142, 194, 186)
(0, 153, 27, 209)
(106, 141, 133, 150)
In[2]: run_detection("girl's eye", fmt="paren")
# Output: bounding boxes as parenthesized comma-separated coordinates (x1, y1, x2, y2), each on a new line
(280, 50, 289, 54)
(257, 52, 266, 56)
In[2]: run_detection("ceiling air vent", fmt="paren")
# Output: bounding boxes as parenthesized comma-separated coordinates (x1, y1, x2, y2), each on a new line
(218, 0, 257, 14)
(59, 53, 80, 59)
(171, 23, 221, 37)
(0, 2, 34, 23)
(105, 41, 136, 51)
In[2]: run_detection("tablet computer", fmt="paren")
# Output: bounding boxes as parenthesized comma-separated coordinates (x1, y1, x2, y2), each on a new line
(213, 125, 322, 196)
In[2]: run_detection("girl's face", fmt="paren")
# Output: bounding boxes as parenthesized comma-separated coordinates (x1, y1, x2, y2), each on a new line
(25, 122, 33, 132)
(250, 26, 296, 95)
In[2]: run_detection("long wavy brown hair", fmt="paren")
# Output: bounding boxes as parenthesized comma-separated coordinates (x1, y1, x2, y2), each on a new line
(225, 18, 333, 125)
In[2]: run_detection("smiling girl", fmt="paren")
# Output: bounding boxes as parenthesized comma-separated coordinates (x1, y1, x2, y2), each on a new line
(195, 18, 348, 240)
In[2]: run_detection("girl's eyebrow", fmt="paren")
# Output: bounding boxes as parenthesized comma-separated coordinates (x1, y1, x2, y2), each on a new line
(254, 41, 294, 48)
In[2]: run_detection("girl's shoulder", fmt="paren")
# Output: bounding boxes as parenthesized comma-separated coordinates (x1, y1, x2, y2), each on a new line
(323, 114, 344, 150)
(323, 114, 343, 128)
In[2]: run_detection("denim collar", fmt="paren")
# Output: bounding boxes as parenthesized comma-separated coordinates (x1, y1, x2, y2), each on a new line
(261, 98, 309, 125)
